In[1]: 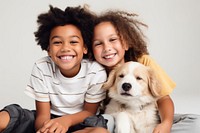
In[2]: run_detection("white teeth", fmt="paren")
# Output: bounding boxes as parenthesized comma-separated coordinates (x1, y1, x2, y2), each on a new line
(104, 54, 115, 59)
(60, 56, 73, 60)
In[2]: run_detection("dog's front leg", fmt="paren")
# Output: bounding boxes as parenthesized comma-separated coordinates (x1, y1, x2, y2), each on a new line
(115, 112, 135, 133)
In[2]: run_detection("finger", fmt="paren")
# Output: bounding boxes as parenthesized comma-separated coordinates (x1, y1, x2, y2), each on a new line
(40, 120, 53, 132)
(47, 122, 59, 132)
(152, 129, 159, 133)
(54, 126, 62, 133)
(36, 128, 49, 133)
(44, 129, 49, 133)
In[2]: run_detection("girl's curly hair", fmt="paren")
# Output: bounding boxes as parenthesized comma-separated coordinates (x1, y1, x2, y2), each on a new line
(90, 10, 149, 61)
(34, 5, 96, 59)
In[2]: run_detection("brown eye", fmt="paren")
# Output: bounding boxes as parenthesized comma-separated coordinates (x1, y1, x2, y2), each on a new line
(119, 74, 124, 78)
(136, 76, 142, 80)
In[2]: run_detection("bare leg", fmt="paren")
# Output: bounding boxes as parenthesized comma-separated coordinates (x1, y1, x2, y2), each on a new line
(73, 127, 109, 133)
(0, 111, 10, 132)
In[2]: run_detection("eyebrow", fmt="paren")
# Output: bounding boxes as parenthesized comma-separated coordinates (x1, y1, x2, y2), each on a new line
(93, 34, 118, 41)
(50, 35, 81, 41)
(50, 36, 60, 41)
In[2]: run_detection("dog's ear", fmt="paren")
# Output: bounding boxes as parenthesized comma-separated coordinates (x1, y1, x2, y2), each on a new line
(147, 68, 162, 97)
(102, 69, 116, 90)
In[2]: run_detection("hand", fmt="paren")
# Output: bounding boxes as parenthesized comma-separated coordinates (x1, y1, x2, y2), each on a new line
(36, 117, 70, 133)
(152, 122, 171, 133)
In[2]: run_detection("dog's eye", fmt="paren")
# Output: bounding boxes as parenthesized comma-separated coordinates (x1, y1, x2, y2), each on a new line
(119, 74, 124, 78)
(136, 76, 142, 80)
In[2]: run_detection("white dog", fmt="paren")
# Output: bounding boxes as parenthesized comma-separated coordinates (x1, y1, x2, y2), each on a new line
(103, 61, 162, 133)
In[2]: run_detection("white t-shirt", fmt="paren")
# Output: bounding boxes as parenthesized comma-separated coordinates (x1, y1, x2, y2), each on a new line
(25, 56, 107, 116)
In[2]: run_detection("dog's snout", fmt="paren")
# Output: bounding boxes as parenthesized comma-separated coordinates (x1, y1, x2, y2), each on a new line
(122, 83, 132, 91)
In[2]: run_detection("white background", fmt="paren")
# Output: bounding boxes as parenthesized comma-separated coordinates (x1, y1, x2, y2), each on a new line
(0, 0, 200, 114)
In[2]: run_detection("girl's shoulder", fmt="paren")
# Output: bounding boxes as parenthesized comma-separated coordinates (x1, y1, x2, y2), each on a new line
(138, 55, 176, 95)
(137, 54, 156, 66)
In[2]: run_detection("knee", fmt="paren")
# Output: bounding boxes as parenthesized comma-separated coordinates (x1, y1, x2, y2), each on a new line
(3, 104, 21, 116)
(0, 104, 22, 130)
(0, 111, 10, 132)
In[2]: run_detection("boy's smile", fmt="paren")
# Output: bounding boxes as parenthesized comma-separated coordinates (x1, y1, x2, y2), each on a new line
(58, 55, 75, 62)
(59, 55, 74, 61)
(48, 24, 87, 77)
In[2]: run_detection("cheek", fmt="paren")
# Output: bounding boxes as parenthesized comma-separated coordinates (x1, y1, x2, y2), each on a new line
(93, 48, 101, 58)
(47, 48, 53, 56)
(48, 45, 58, 54)
(93, 47, 100, 53)
(116, 78, 126, 92)
(138, 81, 149, 95)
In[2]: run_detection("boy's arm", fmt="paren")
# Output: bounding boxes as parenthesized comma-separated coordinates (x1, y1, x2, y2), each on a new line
(153, 95, 174, 133)
(37, 101, 100, 133)
(62, 101, 100, 126)
(35, 101, 51, 131)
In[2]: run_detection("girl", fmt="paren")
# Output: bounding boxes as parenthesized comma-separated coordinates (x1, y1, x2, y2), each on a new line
(90, 10, 200, 133)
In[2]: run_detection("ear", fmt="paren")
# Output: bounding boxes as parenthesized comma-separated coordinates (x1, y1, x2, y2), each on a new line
(122, 39, 129, 51)
(102, 69, 116, 90)
(124, 42, 129, 51)
(47, 47, 51, 57)
(147, 67, 162, 97)
(83, 46, 88, 54)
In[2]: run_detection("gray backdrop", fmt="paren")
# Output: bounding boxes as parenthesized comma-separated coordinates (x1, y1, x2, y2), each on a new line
(0, 0, 200, 114)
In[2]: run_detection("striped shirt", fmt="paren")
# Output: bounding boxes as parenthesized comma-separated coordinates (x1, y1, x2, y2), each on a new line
(25, 56, 107, 116)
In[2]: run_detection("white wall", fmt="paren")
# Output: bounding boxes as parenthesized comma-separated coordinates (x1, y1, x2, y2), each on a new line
(0, 0, 200, 114)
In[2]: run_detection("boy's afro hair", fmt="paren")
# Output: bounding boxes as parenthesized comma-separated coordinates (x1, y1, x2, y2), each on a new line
(34, 5, 95, 58)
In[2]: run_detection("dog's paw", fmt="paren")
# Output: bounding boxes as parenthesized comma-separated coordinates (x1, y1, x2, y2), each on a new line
(115, 112, 133, 133)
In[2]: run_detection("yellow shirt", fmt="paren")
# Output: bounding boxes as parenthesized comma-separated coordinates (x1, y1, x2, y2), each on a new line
(138, 55, 176, 96)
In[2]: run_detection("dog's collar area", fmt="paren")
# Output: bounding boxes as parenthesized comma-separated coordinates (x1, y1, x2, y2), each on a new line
(140, 102, 154, 110)
(120, 103, 126, 109)
(118, 101, 155, 111)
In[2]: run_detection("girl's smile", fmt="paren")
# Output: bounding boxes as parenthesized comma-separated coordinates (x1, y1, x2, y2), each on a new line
(103, 53, 117, 60)
(93, 22, 128, 70)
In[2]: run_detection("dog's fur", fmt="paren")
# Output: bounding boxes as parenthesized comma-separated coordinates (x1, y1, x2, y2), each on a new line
(103, 61, 162, 133)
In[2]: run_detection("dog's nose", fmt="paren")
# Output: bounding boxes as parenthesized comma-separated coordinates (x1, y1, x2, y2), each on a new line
(122, 83, 132, 91)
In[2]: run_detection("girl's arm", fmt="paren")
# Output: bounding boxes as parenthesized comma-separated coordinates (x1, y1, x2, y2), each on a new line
(35, 101, 51, 131)
(153, 95, 174, 133)
(37, 102, 100, 133)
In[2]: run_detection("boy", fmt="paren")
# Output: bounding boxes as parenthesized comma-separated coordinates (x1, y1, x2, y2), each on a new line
(0, 5, 108, 133)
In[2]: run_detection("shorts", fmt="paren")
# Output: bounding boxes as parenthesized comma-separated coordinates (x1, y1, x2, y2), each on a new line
(0, 104, 102, 133)
(1, 104, 36, 133)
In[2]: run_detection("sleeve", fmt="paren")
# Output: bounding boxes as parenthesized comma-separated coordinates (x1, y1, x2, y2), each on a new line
(138, 55, 176, 96)
(24, 63, 50, 102)
(85, 63, 107, 103)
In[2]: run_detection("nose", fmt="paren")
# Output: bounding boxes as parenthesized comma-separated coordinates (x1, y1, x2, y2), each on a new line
(122, 83, 132, 91)
(61, 43, 71, 52)
(103, 42, 112, 52)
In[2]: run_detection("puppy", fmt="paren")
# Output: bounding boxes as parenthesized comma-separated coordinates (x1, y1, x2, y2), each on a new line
(103, 61, 162, 133)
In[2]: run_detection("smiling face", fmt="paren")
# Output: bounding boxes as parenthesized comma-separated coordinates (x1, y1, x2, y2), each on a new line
(92, 22, 128, 71)
(48, 24, 87, 77)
